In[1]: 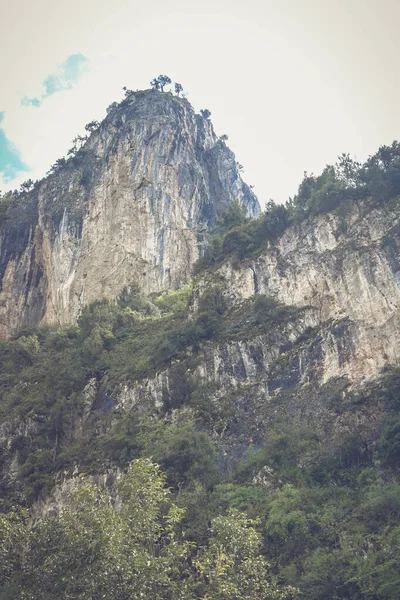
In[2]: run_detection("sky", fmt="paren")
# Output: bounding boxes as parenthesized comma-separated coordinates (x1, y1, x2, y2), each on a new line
(1, 0, 399, 205)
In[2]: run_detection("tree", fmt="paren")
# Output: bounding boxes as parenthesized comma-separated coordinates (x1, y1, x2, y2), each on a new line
(174, 82, 183, 96)
(4, 459, 191, 599)
(139, 420, 219, 490)
(217, 200, 248, 230)
(260, 200, 289, 242)
(219, 134, 229, 142)
(47, 157, 66, 175)
(158, 75, 171, 91)
(150, 77, 161, 91)
(371, 140, 400, 170)
(0, 510, 27, 593)
(363, 141, 400, 205)
(195, 509, 299, 599)
(336, 153, 365, 209)
(150, 75, 172, 92)
(123, 86, 134, 97)
(336, 153, 362, 189)
(84, 120, 99, 133)
(200, 109, 211, 119)
(290, 166, 346, 217)
(265, 485, 315, 563)
(20, 179, 34, 192)
(378, 416, 400, 468)
(106, 102, 118, 114)
(68, 135, 88, 157)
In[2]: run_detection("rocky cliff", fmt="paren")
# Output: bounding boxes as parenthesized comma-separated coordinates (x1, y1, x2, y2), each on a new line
(1, 200, 398, 507)
(115, 203, 400, 466)
(1, 95, 400, 598)
(0, 90, 259, 337)
(199, 205, 400, 382)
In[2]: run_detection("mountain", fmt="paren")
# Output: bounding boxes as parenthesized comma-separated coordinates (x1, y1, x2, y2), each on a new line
(0, 89, 259, 337)
(0, 90, 400, 599)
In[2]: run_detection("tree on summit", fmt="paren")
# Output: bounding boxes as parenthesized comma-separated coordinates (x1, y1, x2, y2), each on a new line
(150, 75, 172, 91)
(158, 75, 172, 91)
(174, 82, 183, 96)
(122, 86, 134, 97)
(200, 109, 211, 119)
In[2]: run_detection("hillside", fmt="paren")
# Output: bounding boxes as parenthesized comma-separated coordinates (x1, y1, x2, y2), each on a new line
(0, 90, 400, 599)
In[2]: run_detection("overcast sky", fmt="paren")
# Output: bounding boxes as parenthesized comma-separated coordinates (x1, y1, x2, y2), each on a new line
(1, 0, 399, 205)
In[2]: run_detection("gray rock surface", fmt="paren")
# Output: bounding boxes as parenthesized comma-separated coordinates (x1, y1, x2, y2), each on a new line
(0, 90, 259, 337)
(115, 204, 400, 465)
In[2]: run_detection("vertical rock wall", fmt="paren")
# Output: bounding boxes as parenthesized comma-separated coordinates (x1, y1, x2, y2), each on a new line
(0, 91, 259, 336)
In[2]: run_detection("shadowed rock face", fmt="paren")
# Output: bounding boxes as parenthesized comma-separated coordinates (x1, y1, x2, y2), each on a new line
(0, 90, 259, 336)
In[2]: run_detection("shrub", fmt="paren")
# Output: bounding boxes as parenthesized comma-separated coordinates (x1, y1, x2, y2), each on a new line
(378, 415, 400, 468)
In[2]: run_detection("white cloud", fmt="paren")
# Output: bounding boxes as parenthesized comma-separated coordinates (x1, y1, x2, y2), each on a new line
(20, 53, 90, 108)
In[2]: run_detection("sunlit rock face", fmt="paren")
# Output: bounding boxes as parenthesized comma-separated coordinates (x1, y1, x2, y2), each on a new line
(115, 204, 400, 467)
(121, 204, 399, 420)
(0, 90, 259, 337)
(201, 205, 400, 385)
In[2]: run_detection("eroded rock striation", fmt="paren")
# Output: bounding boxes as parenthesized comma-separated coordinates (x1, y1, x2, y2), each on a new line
(116, 204, 400, 465)
(200, 205, 400, 383)
(0, 90, 259, 337)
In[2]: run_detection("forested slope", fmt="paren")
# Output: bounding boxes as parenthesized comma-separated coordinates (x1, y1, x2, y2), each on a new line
(1, 133, 400, 598)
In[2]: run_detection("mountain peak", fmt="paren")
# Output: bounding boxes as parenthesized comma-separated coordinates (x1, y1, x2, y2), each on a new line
(0, 89, 259, 336)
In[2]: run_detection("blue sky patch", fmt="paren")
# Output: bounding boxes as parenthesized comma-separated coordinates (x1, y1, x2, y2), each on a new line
(21, 53, 89, 108)
(21, 96, 42, 108)
(0, 111, 29, 183)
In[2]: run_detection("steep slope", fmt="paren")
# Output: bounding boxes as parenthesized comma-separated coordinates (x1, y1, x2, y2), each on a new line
(1, 105, 400, 599)
(0, 90, 259, 337)
(0, 199, 399, 599)
(1, 200, 398, 496)
(202, 205, 400, 382)
(114, 202, 400, 463)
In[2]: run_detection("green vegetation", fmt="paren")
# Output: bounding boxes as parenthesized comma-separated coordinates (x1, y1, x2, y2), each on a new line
(195, 142, 400, 273)
(1, 140, 400, 598)
(0, 282, 296, 503)
(0, 458, 297, 599)
(150, 74, 172, 91)
(1, 367, 400, 598)
(1, 285, 400, 598)
(0, 192, 13, 227)
(174, 82, 183, 96)
(200, 109, 211, 119)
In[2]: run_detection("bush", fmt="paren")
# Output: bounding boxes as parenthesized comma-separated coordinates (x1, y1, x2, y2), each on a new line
(139, 420, 219, 490)
(378, 416, 400, 468)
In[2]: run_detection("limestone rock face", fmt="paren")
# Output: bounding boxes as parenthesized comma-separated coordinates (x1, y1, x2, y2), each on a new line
(200, 205, 400, 385)
(114, 204, 400, 466)
(117, 204, 400, 418)
(0, 90, 259, 337)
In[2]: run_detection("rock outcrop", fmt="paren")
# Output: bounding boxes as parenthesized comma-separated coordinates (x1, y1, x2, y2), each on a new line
(115, 203, 400, 466)
(1, 86, 399, 518)
(0, 90, 259, 337)
(197, 205, 400, 384)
